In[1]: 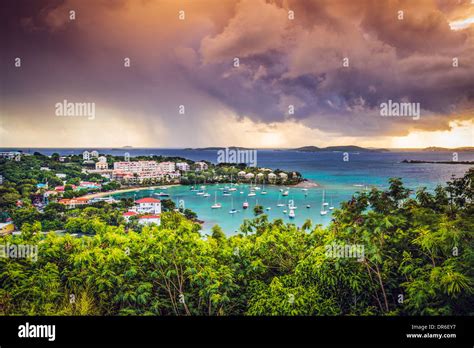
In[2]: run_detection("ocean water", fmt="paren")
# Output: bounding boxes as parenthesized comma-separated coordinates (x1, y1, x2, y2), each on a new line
(4, 148, 473, 235)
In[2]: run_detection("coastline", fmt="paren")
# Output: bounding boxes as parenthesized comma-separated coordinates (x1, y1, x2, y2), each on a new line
(83, 184, 180, 199)
(82, 180, 320, 200)
(293, 180, 320, 188)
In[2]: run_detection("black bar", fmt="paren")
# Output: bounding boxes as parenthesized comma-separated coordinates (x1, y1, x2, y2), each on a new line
(0, 316, 472, 346)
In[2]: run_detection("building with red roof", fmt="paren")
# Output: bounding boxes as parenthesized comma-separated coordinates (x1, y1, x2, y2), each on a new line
(138, 214, 161, 225)
(135, 197, 161, 214)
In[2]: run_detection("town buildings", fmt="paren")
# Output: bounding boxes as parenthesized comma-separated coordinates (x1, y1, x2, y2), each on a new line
(112, 161, 180, 183)
(176, 162, 190, 171)
(194, 162, 208, 171)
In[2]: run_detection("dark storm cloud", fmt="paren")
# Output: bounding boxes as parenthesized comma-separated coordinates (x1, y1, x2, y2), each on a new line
(1, 0, 473, 142)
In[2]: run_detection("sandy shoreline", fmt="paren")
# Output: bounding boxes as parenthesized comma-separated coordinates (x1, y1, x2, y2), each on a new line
(293, 180, 320, 188)
(83, 184, 179, 199)
(83, 180, 320, 200)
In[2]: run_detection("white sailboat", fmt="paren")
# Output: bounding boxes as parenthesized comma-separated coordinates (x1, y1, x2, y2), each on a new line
(289, 208, 295, 219)
(322, 190, 329, 206)
(261, 179, 267, 195)
(329, 195, 334, 210)
(229, 196, 237, 214)
(248, 185, 256, 196)
(211, 192, 221, 209)
(320, 190, 328, 215)
(277, 195, 285, 207)
(229, 174, 237, 191)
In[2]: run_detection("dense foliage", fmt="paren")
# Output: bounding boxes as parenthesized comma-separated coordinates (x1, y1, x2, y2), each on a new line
(0, 169, 472, 316)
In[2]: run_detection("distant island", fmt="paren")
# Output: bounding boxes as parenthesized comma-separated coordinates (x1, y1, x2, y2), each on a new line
(402, 159, 474, 165)
(293, 145, 388, 153)
(184, 146, 253, 151)
(293, 146, 474, 153)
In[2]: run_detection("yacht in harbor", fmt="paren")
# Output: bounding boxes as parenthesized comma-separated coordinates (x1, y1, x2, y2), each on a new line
(229, 196, 237, 214)
(320, 190, 328, 215)
(289, 208, 295, 219)
(211, 192, 221, 209)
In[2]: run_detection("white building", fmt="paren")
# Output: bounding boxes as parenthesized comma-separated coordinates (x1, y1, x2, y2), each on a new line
(135, 197, 161, 214)
(122, 211, 138, 222)
(83, 151, 90, 160)
(245, 173, 255, 179)
(0, 152, 20, 160)
(238, 171, 246, 177)
(114, 161, 159, 173)
(95, 161, 108, 170)
(194, 162, 208, 171)
(56, 173, 67, 179)
(90, 150, 99, 158)
(267, 173, 277, 181)
(138, 215, 161, 225)
(279, 172, 288, 180)
(176, 162, 190, 171)
(159, 162, 176, 173)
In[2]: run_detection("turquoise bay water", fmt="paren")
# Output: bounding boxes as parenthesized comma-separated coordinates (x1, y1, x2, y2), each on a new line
(4, 148, 472, 235)
(97, 149, 473, 235)
(111, 184, 336, 235)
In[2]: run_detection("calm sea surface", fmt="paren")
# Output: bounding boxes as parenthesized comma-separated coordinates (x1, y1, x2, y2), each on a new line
(5, 148, 473, 235)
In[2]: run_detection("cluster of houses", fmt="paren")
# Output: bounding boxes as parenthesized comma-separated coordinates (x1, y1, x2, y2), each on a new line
(82, 150, 208, 184)
(236, 170, 288, 182)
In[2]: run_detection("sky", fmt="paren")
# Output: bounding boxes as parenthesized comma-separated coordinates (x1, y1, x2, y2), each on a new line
(1, 0, 473, 149)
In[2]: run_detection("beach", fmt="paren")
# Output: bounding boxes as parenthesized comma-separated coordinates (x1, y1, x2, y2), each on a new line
(83, 184, 180, 200)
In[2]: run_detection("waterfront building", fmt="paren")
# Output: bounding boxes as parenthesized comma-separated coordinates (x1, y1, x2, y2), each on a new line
(113, 160, 179, 183)
(135, 197, 161, 214)
(83, 151, 90, 160)
(176, 162, 190, 171)
(159, 162, 176, 173)
(238, 171, 246, 177)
